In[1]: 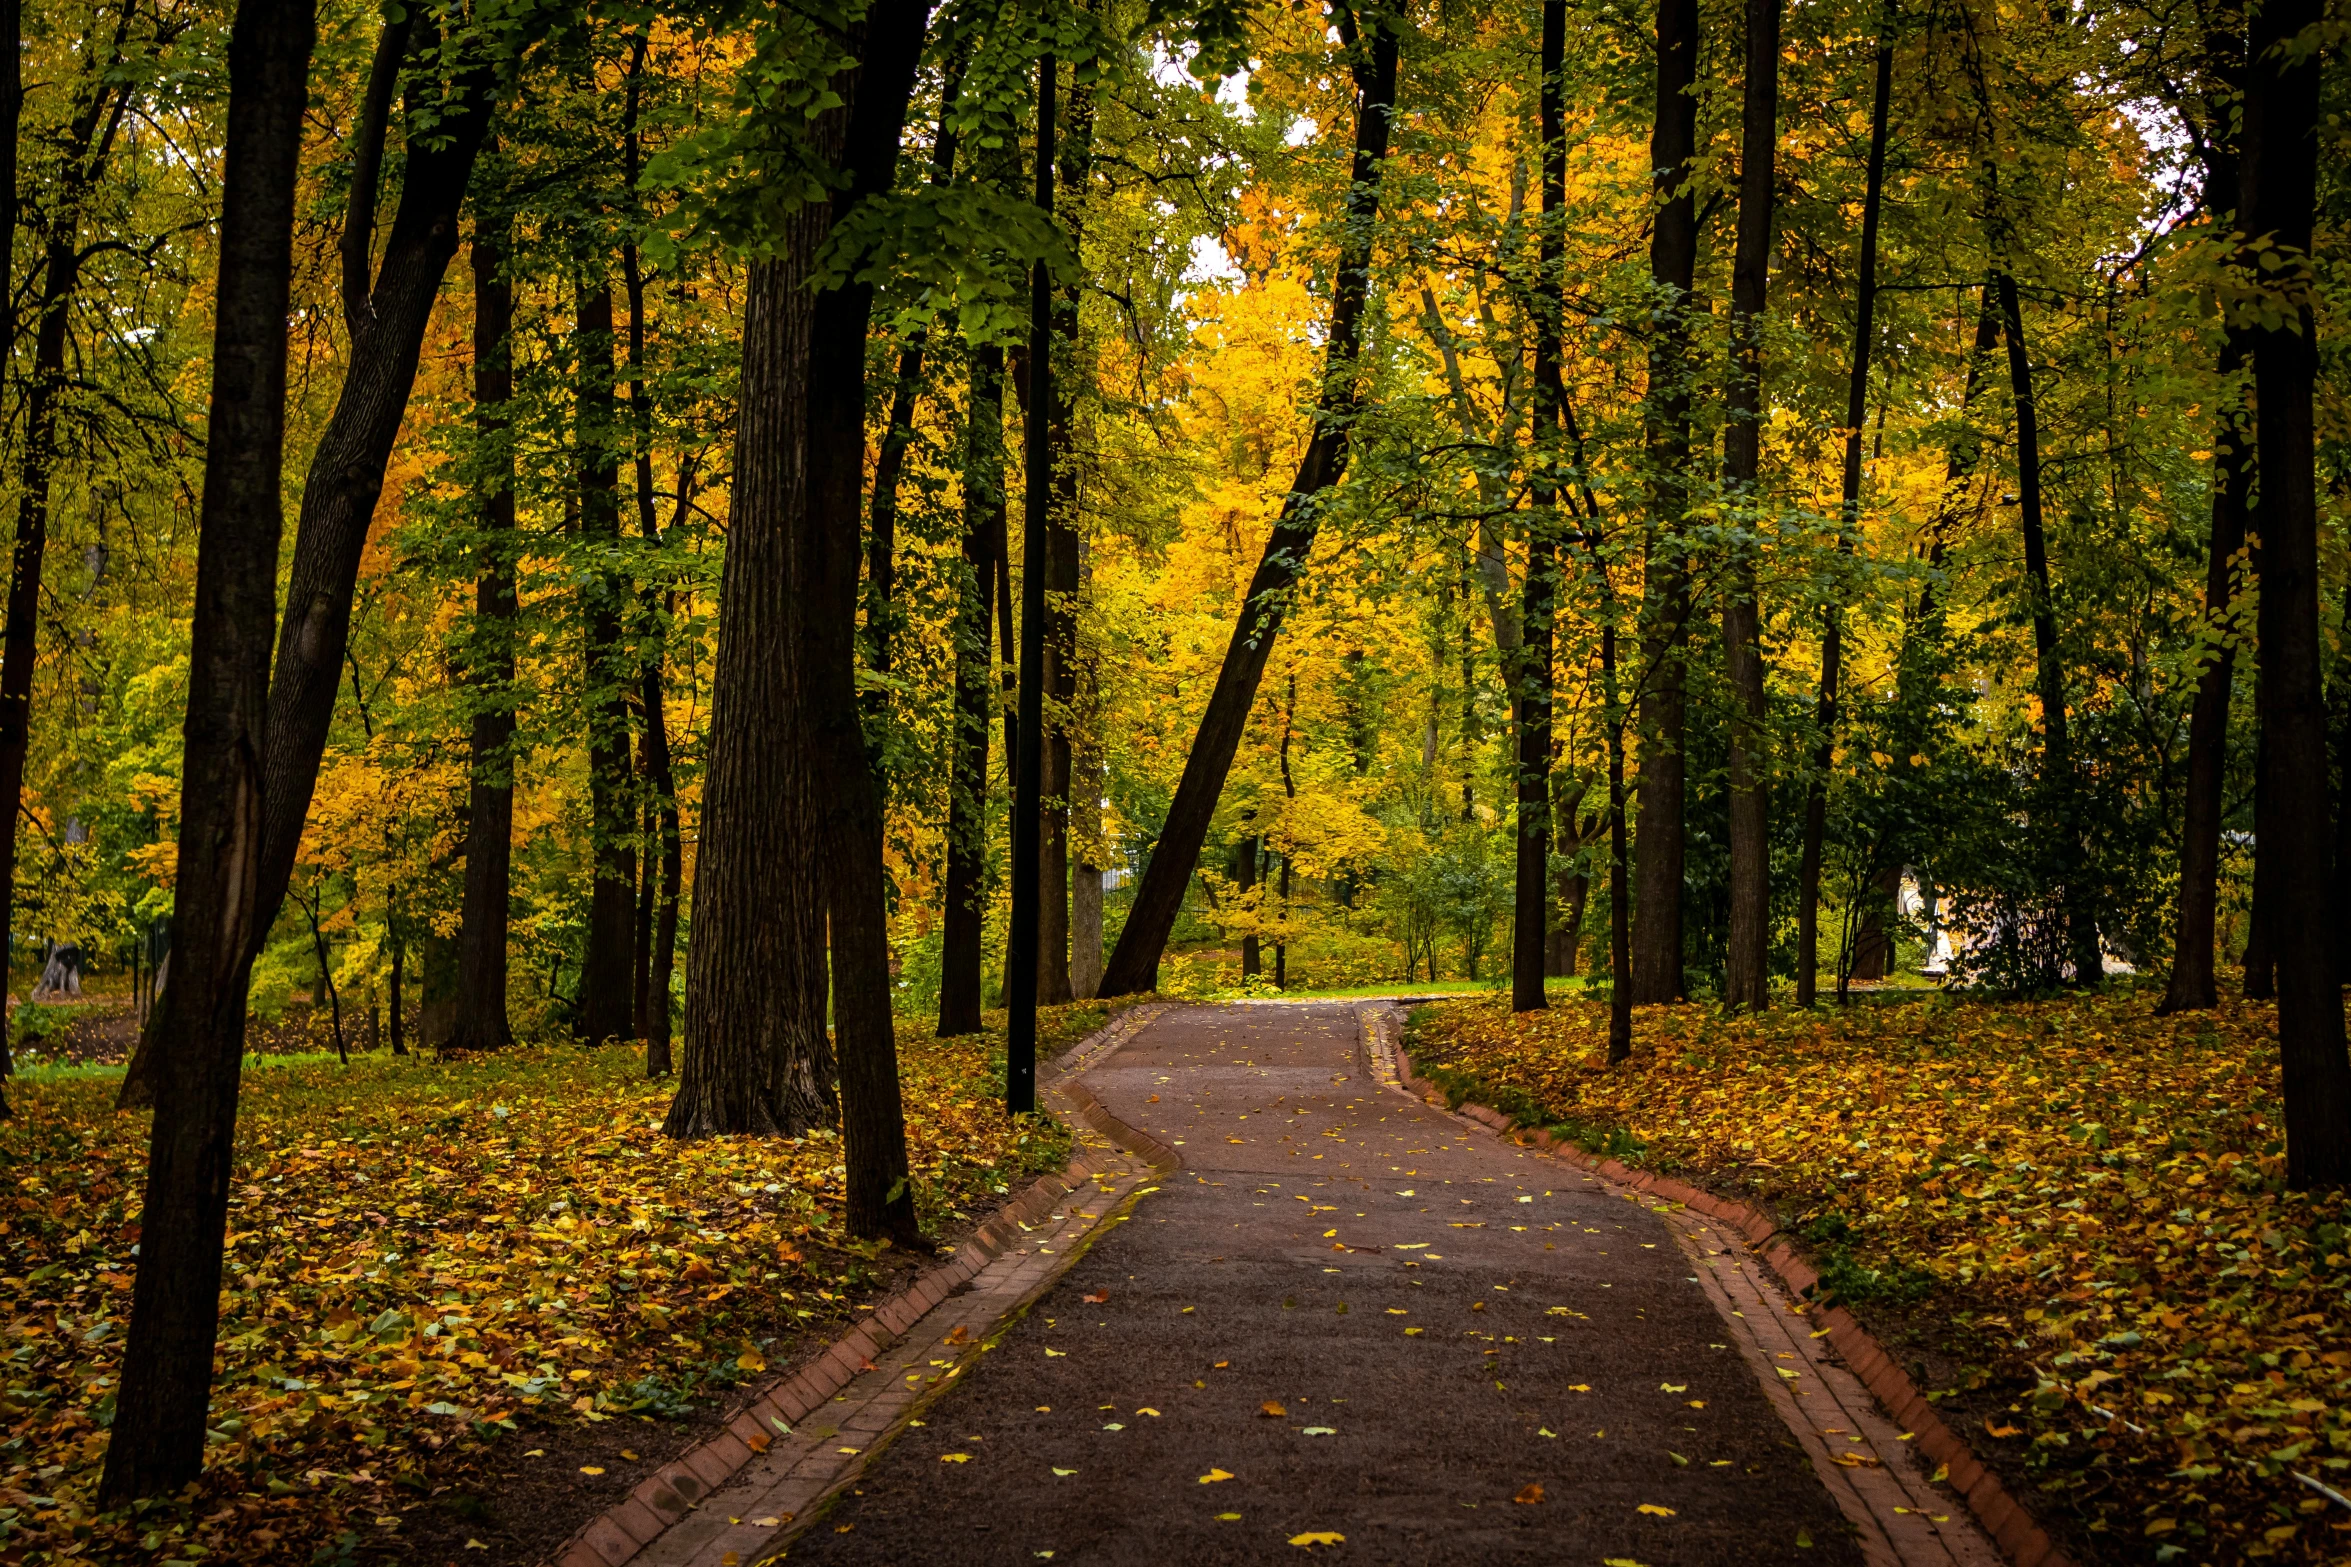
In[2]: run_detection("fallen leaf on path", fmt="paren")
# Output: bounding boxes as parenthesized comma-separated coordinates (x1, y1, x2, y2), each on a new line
(1303, 1426, 1335, 1436)
(1216, 1512, 1242, 1521)
(1659, 1383, 1684, 1392)
(1514, 1483, 1545, 1504)
(1831, 1452, 1881, 1468)
(942, 1453, 971, 1463)
(944, 1325, 971, 1346)
(1537, 1427, 1557, 1437)
(579, 1467, 605, 1476)
(1199, 1468, 1234, 1483)
(1053, 1467, 1077, 1476)
(1083, 1289, 1109, 1304)
(1568, 1384, 1591, 1392)
(1985, 1419, 2021, 1438)
(1668, 1452, 1688, 1466)
(1637, 1503, 1677, 1517)
(751, 1517, 783, 1527)
(1288, 1533, 1345, 1547)
(1138, 1407, 1161, 1416)
(1261, 1401, 1288, 1416)
(1044, 1348, 1066, 1357)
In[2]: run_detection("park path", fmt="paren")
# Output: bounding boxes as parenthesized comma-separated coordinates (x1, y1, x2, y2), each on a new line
(726, 1000, 1993, 1565)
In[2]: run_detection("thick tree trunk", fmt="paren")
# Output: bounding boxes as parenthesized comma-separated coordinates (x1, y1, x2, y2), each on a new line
(938, 346, 1004, 1038)
(1096, 13, 1398, 997)
(1797, 22, 1892, 1007)
(667, 251, 842, 1132)
(445, 227, 517, 1054)
(1994, 271, 2093, 984)
(1720, 0, 1782, 1012)
(98, 0, 311, 1500)
(0, 0, 18, 1116)
(1630, 0, 1701, 1006)
(2242, 0, 2351, 1186)
(577, 279, 637, 1044)
(1512, 0, 1566, 1015)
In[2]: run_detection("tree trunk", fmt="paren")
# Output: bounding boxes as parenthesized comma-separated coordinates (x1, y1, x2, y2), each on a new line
(1720, 0, 1782, 1012)
(2157, 27, 2251, 1018)
(804, 4, 926, 1240)
(1237, 833, 1261, 979)
(2242, 0, 2351, 1186)
(938, 346, 1003, 1038)
(388, 927, 405, 1056)
(1630, 0, 1701, 1006)
(577, 278, 637, 1044)
(98, 0, 312, 1500)
(1037, 73, 1095, 1011)
(1, 30, 134, 1112)
(620, 60, 680, 1073)
(445, 225, 517, 1054)
(667, 2, 926, 1248)
(1512, 0, 1566, 1016)
(862, 60, 963, 745)
(0, 0, 20, 1116)
(119, 32, 499, 1109)
(1797, 20, 1892, 1007)
(1096, 13, 1398, 997)
(1994, 270, 2094, 984)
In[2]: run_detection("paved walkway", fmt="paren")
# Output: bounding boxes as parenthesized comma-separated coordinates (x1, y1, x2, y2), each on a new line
(747, 1002, 1985, 1565)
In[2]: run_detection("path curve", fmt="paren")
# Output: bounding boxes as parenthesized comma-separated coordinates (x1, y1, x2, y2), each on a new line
(762, 1000, 1977, 1564)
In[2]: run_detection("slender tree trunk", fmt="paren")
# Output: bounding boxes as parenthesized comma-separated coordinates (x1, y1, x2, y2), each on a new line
(1513, 0, 1566, 1015)
(388, 930, 406, 1055)
(0, 0, 13, 1115)
(1631, 0, 1701, 1006)
(1720, 0, 1782, 1012)
(577, 279, 637, 1044)
(938, 347, 1003, 1038)
(1797, 22, 1892, 1006)
(446, 226, 517, 1054)
(1, 31, 133, 1111)
(2242, 0, 2351, 1186)
(1238, 832, 1261, 979)
(1994, 271, 2093, 983)
(1037, 74, 1095, 1009)
(619, 51, 680, 1072)
(1097, 13, 1399, 996)
(805, 4, 927, 1240)
(2162, 333, 2251, 1012)
(120, 33, 499, 1108)
(98, 0, 312, 1499)
(863, 61, 963, 743)
(1070, 546, 1104, 999)
(337, 11, 408, 335)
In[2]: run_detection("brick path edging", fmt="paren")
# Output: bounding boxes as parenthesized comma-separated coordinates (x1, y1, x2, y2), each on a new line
(548, 1006, 1178, 1567)
(1385, 1033, 2075, 1567)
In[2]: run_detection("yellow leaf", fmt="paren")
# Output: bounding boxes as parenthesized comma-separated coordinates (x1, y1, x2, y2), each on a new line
(1199, 1468, 1235, 1483)
(1288, 1532, 1345, 1547)
(942, 1453, 971, 1462)
(1513, 1482, 1544, 1504)
(1637, 1503, 1676, 1517)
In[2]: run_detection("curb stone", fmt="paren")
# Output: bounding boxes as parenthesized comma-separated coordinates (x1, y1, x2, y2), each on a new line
(1365, 1003, 2073, 1567)
(544, 1002, 1177, 1567)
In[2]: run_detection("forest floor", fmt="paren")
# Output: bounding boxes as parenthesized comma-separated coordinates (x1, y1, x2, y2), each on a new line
(0, 998, 1130, 1567)
(1404, 989, 2351, 1565)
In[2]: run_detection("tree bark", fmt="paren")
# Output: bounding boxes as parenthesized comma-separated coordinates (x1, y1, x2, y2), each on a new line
(1993, 270, 2093, 984)
(0, 0, 18, 1117)
(2241, 0, 2351, 1186)
(938, 346, 1004, 1038)
(1237, 832, 1261, 979)
(1720, 0, 1782, 1012)
(338, 11, 409, 336)
(2159, 29, 2251, 1016)
(1038, 72, 1096, 1009)
(805, 3, 926, 1240)
(621, 42, 680, 1072)
(1631, 0, 1701, 1006)
(577, 279, 637, 1044)
(1512, 0, 1566, 1015)
(1096, 11, 1398, 997)
(2, 23, 136, 1108)
(1797, 21, 1892, 1007)
(98, 0, 312, 1500)
(445, 226, 518, 1054)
